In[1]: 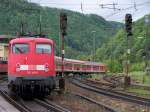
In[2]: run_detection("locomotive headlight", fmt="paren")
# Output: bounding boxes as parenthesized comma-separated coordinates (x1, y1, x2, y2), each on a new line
(44, 63, 49, 72)
(16, 63, 20, 72)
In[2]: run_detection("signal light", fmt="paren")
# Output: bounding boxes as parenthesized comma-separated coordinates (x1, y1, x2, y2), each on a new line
(125, 14, 132, 36)
(142, 52, 146, 57)
(60, 13, 67, 36)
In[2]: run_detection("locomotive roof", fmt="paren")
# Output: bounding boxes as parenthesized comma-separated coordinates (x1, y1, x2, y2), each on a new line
(10, 37, 54, 44)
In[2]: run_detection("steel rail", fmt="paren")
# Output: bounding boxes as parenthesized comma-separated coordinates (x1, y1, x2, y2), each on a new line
(85, 78, 115, 88)
(71, 79, 150, 106)
(0, 90, 31, 112)
(72, 92, 119, 112)
(83, 79, 150, 102)
(34, 99, 71, 112)
(103, 75, 150, 90)
(44, 99, 71, 112)
(132, 83, 150, 91)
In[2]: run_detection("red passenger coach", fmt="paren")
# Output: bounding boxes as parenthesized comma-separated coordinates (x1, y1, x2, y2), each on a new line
(8, 37, 56, 97)
(55, 56, 107, 74)
(0, 57, 7, 73)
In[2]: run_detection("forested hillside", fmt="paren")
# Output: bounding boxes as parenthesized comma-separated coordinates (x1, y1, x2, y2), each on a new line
(95, 14, 150, 72)
(0, 0, 122, 59)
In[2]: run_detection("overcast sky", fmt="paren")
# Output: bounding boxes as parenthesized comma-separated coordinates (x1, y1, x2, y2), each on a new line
(30, 0, 150, 22)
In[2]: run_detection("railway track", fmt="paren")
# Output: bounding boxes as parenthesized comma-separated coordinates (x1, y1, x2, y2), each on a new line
(35, 99, 71, 112)
(0, 89, 71, 112)
(0, 74, 71, 112)
(103, 75, 150, 91)
(0, 89, 30, 112)
(72, 92, 118, 112)
(132, 83, 150, 91)
(19, 98, 71, 112)
(103, 76, 121, 86)
(84, 79, 150, 102)
(70, 78, 150, 106)
(85, 78, 115, 88)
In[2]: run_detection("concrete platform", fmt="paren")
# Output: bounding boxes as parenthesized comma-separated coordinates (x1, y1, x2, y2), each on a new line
(0, 95, 20, 112)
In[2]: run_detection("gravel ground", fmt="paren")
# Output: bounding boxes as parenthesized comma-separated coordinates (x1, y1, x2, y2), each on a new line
(48, 91, 109, 112)
(65, 80, 150, 112)
(0, 78, 149, 112)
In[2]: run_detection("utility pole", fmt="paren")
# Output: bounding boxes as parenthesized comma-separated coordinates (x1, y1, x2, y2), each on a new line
(143, 15, 149, 82)
(91, 31, 96, 62)
(39, 10, 42, 35)
(59, 12, 67, 92)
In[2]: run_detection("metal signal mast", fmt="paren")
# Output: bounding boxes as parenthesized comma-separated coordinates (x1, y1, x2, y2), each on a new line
(124, 13, 132, 86)
(59, 12, 67, 91)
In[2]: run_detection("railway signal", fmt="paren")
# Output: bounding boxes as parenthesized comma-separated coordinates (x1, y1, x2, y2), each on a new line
(124, 14, 132, 87)
(125, 14, 132, 36)
(60, 13, 67, 36)
(59, 12, 67, 92)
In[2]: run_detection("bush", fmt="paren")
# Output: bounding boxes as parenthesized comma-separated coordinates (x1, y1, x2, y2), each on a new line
(130, 63, 144, 71)
(105, 59, 123, 73)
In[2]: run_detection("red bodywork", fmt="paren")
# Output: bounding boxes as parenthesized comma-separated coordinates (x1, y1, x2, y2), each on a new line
(0, 57, 7, 73)
(3, 38, 107, 75)
(0, 62, 7, 73)
(55, 56, 107, 73)
(8, 37, 55, 77)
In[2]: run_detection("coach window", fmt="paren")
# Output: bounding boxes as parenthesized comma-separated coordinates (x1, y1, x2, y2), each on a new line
(36, 44, 51, 54)
(13, 44, 29, 54)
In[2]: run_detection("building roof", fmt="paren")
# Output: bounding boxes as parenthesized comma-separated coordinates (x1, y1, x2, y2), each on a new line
(0, 43, 8, 46)
(0, 35, 16, 39)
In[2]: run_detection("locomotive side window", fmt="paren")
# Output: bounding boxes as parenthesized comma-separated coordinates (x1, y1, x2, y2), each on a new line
(36, 44, 51, 54)
(13, 44, 29, 54)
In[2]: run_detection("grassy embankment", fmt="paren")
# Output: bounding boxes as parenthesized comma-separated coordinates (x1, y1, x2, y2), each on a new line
(127, 71, 150, 97)
(92, 72, 150, 96)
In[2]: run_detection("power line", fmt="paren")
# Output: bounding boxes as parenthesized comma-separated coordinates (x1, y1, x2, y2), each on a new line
(29, 0, 150, 21)
(99, 3, 121, 11)
(31, 1, 150, 6)
(105, 2, 150, 18)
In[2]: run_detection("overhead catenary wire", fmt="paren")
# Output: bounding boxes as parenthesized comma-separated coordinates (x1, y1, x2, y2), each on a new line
(30, 1, 150, 6)
(105, 2, 150, 19)
(32, 1, 150, 14)
(28, 0, 150, 11)
(28, 0, 150, 22)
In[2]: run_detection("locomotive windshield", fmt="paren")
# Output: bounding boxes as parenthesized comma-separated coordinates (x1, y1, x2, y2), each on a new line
(36, 44, 51, 54)
(13, 44, 29, 54)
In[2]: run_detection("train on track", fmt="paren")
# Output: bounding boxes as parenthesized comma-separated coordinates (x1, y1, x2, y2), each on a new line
(0, 43, 8, 73)
(8, 37, 56, 97)
(1, 56, 106, 75)
(55, 56, 106, 74)
(0, 35, 107, 98)
(0, 57, 7, 73)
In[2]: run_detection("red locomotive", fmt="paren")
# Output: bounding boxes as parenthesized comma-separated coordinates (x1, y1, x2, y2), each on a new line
(7, 36, 107, 98)
(8, 37, 56, 97)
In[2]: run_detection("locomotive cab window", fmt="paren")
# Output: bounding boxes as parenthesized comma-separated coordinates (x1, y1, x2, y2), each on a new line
(36, 44, 51, 54)
(13, 44, 29, 54)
